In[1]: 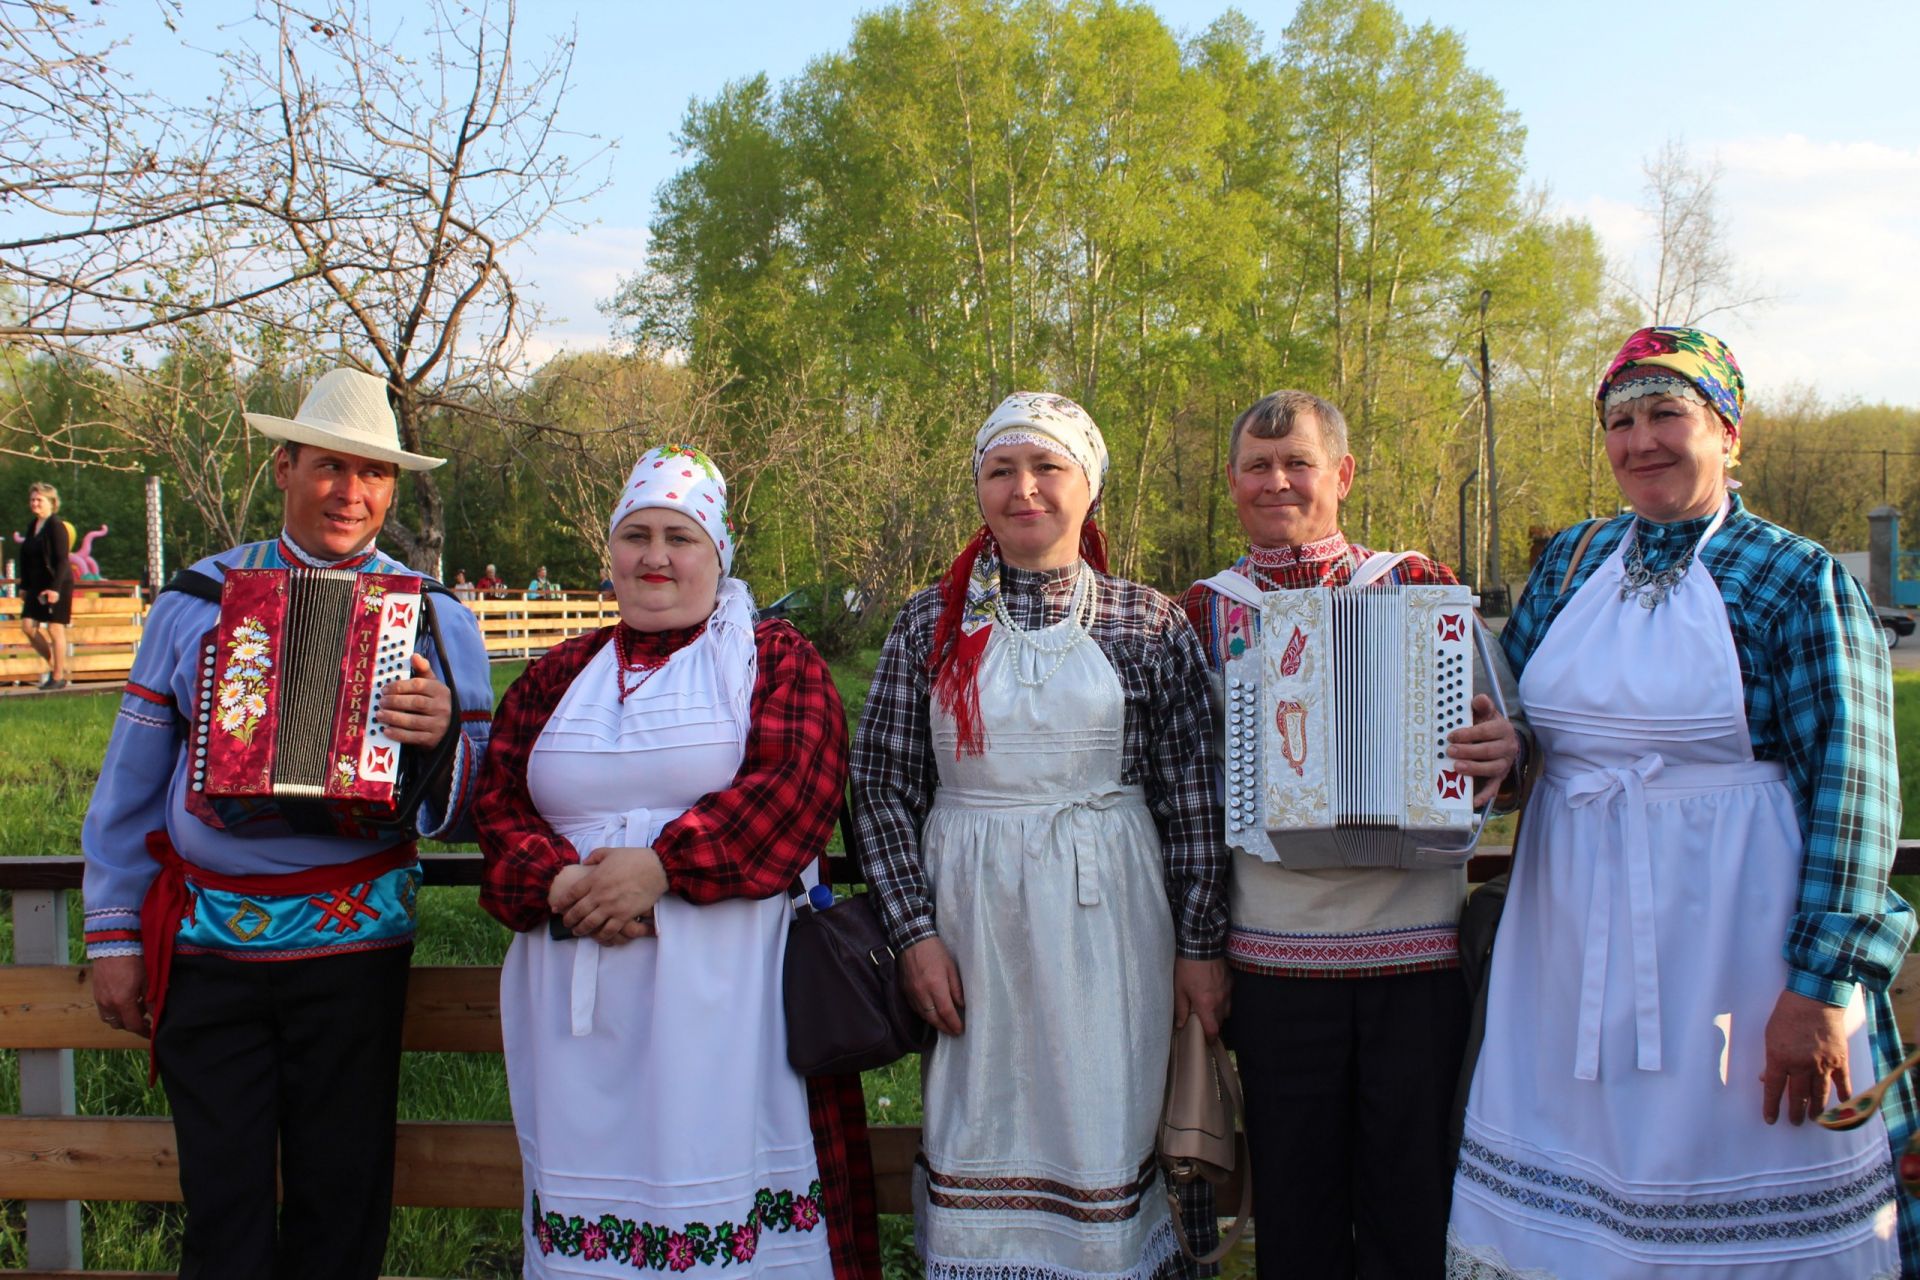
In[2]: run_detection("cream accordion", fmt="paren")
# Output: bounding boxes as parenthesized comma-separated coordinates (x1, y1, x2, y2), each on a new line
(1221, 580, 1499, 870)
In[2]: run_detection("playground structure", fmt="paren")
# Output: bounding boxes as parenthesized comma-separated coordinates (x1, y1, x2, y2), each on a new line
(8, 524, 109, 580)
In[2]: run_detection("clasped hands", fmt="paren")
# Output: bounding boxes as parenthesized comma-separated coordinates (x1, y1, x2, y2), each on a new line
(549, 845, 669, 947)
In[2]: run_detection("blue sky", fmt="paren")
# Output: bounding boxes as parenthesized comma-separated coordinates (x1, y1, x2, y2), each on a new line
(111, 1, 1920, 404)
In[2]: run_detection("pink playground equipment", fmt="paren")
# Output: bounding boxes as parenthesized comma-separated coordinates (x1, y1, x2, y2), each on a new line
(11, 523, 108, 579)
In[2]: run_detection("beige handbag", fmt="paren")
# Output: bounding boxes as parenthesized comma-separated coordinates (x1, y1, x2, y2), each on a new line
(1157, 1017, 1252, 1264)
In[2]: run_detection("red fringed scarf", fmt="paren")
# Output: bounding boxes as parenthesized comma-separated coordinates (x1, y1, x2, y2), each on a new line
(927, 519, 1109, 756)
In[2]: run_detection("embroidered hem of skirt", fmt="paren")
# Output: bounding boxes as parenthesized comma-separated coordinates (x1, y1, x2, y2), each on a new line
(1442, 1229, 1901, 1280)
(921, 1217, 1178, 1280)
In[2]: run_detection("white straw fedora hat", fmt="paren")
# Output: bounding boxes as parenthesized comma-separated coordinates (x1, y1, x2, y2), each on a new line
(244, 368, 446, 471)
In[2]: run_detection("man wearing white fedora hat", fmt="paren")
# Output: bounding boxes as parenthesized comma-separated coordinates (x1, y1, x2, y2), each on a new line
(78, 368, 494, 1279)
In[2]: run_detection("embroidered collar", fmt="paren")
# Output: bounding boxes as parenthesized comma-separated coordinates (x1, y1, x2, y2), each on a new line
(278, 531, 378, 571)
(1246, 531, 1350, 569)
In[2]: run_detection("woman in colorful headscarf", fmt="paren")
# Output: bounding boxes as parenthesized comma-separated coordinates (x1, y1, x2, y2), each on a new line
(475, 445, 879, 1280)
(1447, 328, 1915, 1278)
(852, 393, 1228, 1280)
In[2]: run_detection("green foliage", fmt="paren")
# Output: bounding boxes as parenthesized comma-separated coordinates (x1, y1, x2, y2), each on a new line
(609, 0, 1614, 607)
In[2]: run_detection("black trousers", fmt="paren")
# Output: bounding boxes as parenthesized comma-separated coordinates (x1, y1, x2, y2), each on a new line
(154, 944, 413, 1280)
(1227, 966, 1467, 1280)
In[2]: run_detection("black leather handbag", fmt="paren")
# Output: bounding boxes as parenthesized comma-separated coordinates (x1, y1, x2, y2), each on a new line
(783, 800, 936, 1076)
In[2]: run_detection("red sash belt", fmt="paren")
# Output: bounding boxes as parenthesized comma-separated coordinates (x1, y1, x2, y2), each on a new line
(138, 830, 418, 1079)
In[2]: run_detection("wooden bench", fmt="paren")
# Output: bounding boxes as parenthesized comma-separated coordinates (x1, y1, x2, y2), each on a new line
(0, 585, 146, 686)
(465, 596, 620, 659)
(4, 847, 1918, 1276)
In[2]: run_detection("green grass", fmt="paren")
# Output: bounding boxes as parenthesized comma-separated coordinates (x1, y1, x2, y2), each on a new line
(2, 659, 1914, 1275)
(0, 656, 927, 1278)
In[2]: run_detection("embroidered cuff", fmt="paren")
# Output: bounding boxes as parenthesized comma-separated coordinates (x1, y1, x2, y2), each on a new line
(1785, 966, 1855, 1008)
(416, 730, 476, 840)
(84, 909, 143, 960)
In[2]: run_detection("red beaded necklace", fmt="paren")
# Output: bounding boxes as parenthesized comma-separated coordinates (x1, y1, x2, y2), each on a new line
(613, 622, 706, 702)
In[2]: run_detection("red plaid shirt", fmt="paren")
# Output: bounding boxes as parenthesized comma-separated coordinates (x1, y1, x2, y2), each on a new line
(476, 619, 850, 932)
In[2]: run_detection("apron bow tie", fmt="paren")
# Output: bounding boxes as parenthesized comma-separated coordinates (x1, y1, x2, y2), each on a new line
(570, 807, 654, 1037)
(1563, 755, 1665, 1080)
(1045, 786, 1136, 907)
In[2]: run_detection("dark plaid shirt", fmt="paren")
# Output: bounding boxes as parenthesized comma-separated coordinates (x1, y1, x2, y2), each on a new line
(849, 563, 1227, 959)
(475, 619, 850, 932)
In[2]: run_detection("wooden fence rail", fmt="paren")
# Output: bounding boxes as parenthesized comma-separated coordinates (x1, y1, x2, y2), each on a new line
(4, 846, 1920, 1277)
(0, 590, 624, 688)
(0, 586, 147, 687)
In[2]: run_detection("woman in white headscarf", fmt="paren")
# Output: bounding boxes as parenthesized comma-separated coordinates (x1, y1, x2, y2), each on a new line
(852, 394, 1228, 1280)
(476, 444, 878, 1279)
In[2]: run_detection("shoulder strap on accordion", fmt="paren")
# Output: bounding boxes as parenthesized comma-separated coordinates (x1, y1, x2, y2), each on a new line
(1194, 569, 1265, 612)
(1346, 549, 1414, 590)
(381, 588, 465, 830)
(160, 567, 228, 603)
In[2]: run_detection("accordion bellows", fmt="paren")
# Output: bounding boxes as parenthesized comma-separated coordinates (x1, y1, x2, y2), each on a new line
(1224, 584, 1486, 870)
(188, 568, 423, 835)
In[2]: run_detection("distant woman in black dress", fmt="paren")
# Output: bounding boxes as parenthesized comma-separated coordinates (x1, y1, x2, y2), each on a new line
(19, 482, 72, 689)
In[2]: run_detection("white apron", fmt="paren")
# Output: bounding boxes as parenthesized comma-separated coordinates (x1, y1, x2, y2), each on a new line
(501, 631, 830, 1279)
(915, 610, 1178, 1280)
(1447, 508, 1900, 1279)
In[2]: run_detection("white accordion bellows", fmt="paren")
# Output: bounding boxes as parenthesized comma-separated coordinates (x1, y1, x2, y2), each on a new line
(1223, 583, 1493, 870)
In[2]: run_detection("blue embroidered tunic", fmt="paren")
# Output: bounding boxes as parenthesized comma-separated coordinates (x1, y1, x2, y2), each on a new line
(1508, 494, 1918, 1267)
(80, 538, 495, 960)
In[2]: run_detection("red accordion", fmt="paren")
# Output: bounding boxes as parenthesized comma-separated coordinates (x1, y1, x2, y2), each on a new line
(188, 568, 426, 835)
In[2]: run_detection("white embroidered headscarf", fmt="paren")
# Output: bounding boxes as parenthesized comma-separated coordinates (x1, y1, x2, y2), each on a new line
(933, 392, 1111, 755)
(608, 443, 756, 749)
(973, 392, 1109, 503)
(611, 443, 736, 573)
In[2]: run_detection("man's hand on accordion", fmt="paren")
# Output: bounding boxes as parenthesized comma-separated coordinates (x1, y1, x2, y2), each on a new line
(1446, 694, 1521, 806)
(375, 653, 454, 747)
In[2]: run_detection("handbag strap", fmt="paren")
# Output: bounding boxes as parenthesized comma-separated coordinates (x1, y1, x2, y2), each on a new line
(1559, 519, 1605, 596)
(1166, 1034, 1254, 1267)
(790, 795, 862, 901)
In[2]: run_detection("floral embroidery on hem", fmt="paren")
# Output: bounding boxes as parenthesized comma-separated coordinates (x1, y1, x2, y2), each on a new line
(531, 1180, 824, 1271)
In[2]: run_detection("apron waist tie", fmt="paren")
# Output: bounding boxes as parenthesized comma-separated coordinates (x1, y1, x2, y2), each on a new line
(932, 784, 1143, 907)
(1562, 755, 1665, 1080)
(561, 807, 662, 1037)
(1556, 755, 1789, 1080)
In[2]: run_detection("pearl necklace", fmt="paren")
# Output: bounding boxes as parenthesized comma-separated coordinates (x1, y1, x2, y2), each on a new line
(613, 623, 705, 702)
(988, 563, 1098, 688)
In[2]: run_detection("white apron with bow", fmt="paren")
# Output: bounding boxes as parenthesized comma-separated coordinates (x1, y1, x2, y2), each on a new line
(1447, 507, 1899, 1279)
(500, 628, 829, 1279)
(914, 608, 1178, 1280)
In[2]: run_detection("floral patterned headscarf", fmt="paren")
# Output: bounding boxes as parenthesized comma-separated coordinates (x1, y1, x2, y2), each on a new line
(609, 443, 735, 573)
(1596, 326, 1747, 445)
